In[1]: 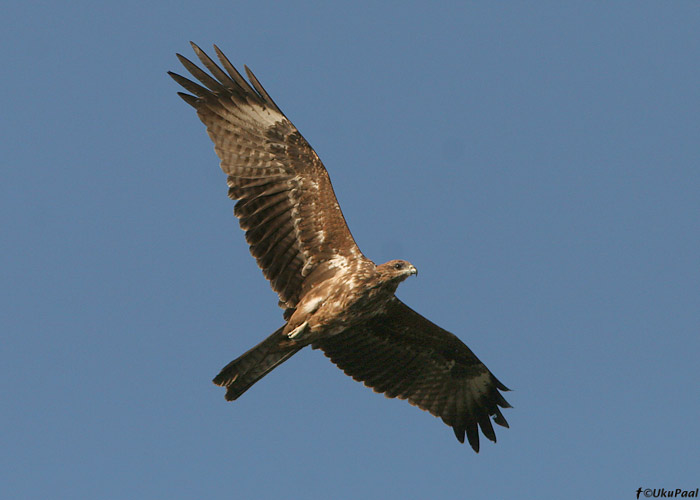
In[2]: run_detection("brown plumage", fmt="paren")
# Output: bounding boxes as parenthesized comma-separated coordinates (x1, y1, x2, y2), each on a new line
(169, 42, 511, 451)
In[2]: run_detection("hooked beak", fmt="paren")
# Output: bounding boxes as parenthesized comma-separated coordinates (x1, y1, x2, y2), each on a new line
(409, 265, 418, 277)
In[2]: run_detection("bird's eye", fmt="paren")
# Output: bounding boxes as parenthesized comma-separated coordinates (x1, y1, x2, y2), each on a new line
(394, 262, 404, 270)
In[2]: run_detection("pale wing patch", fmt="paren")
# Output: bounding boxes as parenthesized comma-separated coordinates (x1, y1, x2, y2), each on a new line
(326, 255, 353, 272)
(245, 102, 285, 128)
(300, 296, 324, 315)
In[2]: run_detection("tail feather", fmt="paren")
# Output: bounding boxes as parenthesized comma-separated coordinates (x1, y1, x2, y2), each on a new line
(213, 326, 303, 401)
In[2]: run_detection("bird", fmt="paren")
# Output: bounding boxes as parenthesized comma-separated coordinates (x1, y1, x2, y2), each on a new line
(169, 42, 511, 452)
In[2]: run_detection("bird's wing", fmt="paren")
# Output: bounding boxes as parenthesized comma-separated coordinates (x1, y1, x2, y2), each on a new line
(169, 43, 363, 310)
(313, 297, 511, 452)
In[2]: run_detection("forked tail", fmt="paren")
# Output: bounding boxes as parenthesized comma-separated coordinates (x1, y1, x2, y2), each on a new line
(213, 326, 304, 401)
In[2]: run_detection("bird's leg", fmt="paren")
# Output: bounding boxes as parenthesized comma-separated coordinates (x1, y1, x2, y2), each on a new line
(287, 320, 309, 340)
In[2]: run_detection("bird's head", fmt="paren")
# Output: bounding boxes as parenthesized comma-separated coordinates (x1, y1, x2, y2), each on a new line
(377, 259, 418, 285)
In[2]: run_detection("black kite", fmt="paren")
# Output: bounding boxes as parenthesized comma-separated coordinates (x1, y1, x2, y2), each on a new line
(169, 43, 511, 451)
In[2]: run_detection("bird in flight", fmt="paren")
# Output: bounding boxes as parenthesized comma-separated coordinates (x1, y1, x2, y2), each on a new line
(169, 42, 511, 452)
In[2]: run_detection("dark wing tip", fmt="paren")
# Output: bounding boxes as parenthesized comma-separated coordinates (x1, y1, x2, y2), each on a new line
(244, 64, 283, 113)
(176, 92, 199, 107)
(167, 69, 183, 82)
(213, 45, 257, 95)
(493, 409, 510, 428)
(168, 70, 210, 97)
(452, 418, 481, 452)
(174, 52, 189, 66)
(465, 421, 480, 452)
(450, 376, 511, 450)
(495, 377, 511, 392)
(495, 390, 513, 409)
(168, 71, 200, 108)
(454, 412, 508, 451)
(478, 413, 497, 443)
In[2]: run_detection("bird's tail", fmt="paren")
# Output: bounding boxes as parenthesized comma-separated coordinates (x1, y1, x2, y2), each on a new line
(213, 326, 303, 401)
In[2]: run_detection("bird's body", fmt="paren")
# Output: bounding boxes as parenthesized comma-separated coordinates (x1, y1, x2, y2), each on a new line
(169, 43, 511, 451)
(285, 259, 415, 340)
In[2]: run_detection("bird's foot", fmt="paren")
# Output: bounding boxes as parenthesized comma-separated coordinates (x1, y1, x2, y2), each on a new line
(287, 321, 309, 340)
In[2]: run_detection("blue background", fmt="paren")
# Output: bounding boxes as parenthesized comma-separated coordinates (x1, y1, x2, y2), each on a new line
(2, 2, 698, 498)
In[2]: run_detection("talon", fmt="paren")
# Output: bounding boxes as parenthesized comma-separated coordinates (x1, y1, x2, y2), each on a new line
(287, 321, 309, 340)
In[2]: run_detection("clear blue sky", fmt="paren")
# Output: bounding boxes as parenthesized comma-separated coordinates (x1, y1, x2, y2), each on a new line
(2, 2, 698, 499)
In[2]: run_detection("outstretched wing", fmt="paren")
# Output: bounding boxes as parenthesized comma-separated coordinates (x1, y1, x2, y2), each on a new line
(313, 298, 511, 452)
(169, 43, 363, 310)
